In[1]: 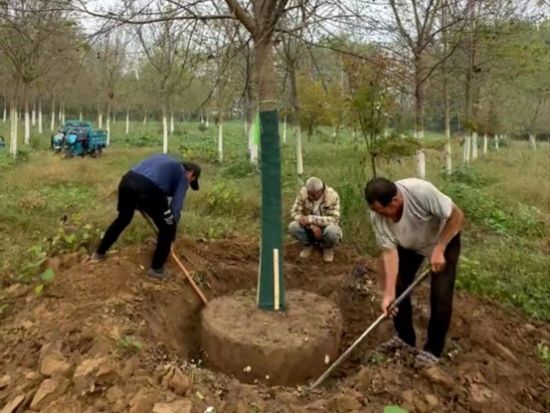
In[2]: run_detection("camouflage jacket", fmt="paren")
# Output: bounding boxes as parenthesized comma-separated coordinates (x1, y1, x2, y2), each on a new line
(290, 186, 341, 227)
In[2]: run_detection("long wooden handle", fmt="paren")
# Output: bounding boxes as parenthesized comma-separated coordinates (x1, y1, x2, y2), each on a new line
(170, 246, 209, 305)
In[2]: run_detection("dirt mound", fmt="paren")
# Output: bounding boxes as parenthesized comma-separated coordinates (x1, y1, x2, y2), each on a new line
(1, 238, 549, 412)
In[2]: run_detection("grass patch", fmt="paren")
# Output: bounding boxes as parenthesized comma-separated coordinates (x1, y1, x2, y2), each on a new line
(1, 119, 549, 322)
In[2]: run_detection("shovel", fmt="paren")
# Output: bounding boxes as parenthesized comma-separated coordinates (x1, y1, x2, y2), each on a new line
(310, 266, 431, 389)
(140, 211, 208, 305)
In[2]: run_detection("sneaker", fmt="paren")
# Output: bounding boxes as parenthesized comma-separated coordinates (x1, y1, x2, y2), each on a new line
(323, 248, 334, 263)
(148, 267, 170, 279)
(299, 246, 314, 259)
(91, 252, 106, 262)
(415, 350, 440, 366)
(376, 336, 412, 353)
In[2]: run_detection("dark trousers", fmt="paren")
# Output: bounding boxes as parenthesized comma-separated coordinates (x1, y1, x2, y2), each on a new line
(394, 234, 461, 357)
(97, 171, 176, 270)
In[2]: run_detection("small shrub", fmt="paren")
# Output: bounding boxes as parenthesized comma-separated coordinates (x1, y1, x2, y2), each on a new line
(537, 342, 550, 370)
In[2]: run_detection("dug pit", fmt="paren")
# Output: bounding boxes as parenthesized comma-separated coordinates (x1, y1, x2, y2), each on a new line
(200, 289, 343, 386)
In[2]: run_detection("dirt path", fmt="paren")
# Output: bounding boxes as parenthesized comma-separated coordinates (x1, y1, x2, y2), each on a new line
(0, 237, 548, 412)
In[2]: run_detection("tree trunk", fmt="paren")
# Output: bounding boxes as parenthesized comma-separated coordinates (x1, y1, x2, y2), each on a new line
(9, 102, 18, 156)
(79, 111, 83, 121)
(24, 100, 30, 145)
(218, 120, 224, 163)
(126, 107, 130, 135)
(414, 55, 426, 179)
(170, 112, 174, 135)
(50, 98, 55, 131)
(2, 97, 6, 122)
(443, 65, 452, 175)
(98, 109, 103, 129)
(106, 101, 111, 146)
(483, 134, 488, 154)
(205, 115, 209, 128)
(296, 127, 304, 176)
(282, 115, 287, 145)
(254, 31, 284, 310)
(530, 134, 537, 151)
(162, 104, 168, 154)
(248, 121, 259, 165)
(463, 134, 471, 163)
(38, 99, 43, 134)
(472, 132, 478, 160)
(143, 112, 147, 126)
(31, 102, 36, 126)
(495, 135, 499, 150)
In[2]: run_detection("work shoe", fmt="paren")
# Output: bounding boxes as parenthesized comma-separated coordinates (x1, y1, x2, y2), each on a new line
(299, 246, 314, 259)
(91, 252, 106, 262)
(148, 267, 170, 279)
(376, 336, 412, 353)
(323, 248, 334, 263)
(415, 350, 440, 366)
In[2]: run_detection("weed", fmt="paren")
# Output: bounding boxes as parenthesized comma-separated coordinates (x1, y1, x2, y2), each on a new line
(537, 341, 550, 371)
(117, 335, 143, 355)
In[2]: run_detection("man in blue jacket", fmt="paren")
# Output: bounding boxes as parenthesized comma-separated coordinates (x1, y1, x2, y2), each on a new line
(92, 154, 201, 278)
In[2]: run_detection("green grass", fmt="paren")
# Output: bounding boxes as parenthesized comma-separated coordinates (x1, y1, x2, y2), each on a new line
(1, 118, 549, 322)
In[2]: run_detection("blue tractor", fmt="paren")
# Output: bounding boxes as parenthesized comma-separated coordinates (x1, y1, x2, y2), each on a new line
(51, 120, 107, 157)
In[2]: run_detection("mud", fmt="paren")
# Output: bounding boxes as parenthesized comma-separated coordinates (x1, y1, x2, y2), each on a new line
(0, 237, 548, 412)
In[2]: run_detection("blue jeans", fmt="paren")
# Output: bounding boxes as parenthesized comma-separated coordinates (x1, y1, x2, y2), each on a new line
(288, 221, 342, 248)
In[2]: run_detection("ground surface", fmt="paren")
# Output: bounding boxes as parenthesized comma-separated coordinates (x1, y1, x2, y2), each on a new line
(0, 237, 549, 413)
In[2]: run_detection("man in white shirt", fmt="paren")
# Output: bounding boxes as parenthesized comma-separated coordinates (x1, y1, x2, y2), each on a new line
(365, 176, 464, 364)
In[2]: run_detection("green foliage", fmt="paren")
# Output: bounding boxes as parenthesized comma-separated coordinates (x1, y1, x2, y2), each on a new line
(441, 180, 543, 236)
(297, 73, 333, 137)
(537, 342, 550, 371)
(384, 406, 409, 413)
(222, 158, 257, 178)
(116, 134, 162, 147)
(34, 267, 55, 296)
(203, 182, 242, 215)
(117, 336, 143, 355)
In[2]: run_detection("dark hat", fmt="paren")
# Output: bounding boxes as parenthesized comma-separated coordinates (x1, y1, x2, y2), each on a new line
(182, 162, 201, 191)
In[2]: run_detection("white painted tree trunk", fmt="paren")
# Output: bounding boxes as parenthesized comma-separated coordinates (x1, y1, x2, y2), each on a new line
(2, 98, 6, 122)
(31, 102, 36, 126)
(463, 135, 471, 163)
(50, 105, 55, 131)
(296, 127, 304, 176)
(472, 132, 478, 160)
(38, 100, 43, 134)
(125, 108, 130, 135)
(415, 130, 425, 179)
(445, 122, 452, 176)
(79, 112, 83, 121)
(143, 113, 147, 126)
(24, 101, 30, 145)
(205, 116, 209, 128)
(244, 118, 248, 135)
(529, 134, 537, 151)
(9, 106, 18, 156)
(106, 117, 111, 146)
(162, 113, 168, 154)
(58, 107, 62, 122)
(495, 135, 499, 150)
(282, 116, 287, 145)
(248, 122, 258, 166)
(218, 122, 223, 163)
(483, 134, 488, 155)
(61, 105, 65, 124)
(170, 114, 174, 135)
(98, 112, 103, 129)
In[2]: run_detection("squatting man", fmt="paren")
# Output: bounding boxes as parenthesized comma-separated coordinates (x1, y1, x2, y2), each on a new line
(365, 177, 464, 365)
(288, 177, 342, 263)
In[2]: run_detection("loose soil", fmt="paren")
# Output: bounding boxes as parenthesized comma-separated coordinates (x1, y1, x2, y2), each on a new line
(0, 237, 549, 412)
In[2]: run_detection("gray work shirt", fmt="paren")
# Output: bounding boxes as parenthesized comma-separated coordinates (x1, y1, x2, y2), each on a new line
(370, 178, 454, 257)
